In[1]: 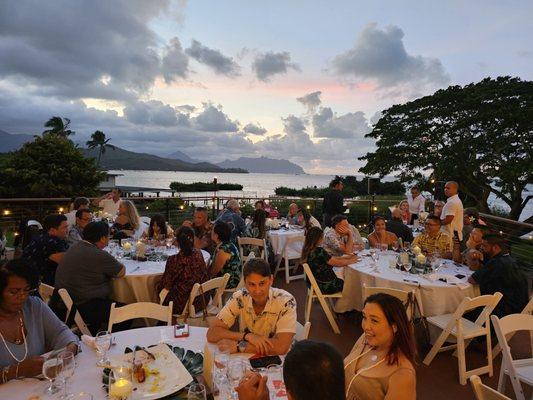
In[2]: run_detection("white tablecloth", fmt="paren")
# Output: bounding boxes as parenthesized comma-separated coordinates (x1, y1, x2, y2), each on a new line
(333, 250, 480, 317)
(112, 249, 211, 304)
(267, 229, 305, 257)
(0, 326, 209, 400)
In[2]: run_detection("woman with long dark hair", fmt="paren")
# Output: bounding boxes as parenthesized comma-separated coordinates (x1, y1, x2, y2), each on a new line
(367, 216, 398, 249)
(297, 208, 321, 231)
(344, 293, 416, 400)
(209, 221, 241, 289)
(156, 226, 209, 313)
(302, 227, 358, 294)
(142, 214, 174, 241)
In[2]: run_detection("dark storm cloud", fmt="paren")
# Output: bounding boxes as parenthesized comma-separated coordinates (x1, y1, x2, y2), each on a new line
(185, 40, 241, 77)
(252, 51, 300, 82)
(243, 122, 267, 135)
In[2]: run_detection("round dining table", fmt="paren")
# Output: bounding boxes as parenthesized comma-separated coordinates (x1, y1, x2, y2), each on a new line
(333, 250, 480, 317)
(111, 248, 211, 304)
(267, 228, 305, 257)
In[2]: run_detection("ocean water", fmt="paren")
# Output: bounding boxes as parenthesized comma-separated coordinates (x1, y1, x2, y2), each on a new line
(110, 170, 532, 221)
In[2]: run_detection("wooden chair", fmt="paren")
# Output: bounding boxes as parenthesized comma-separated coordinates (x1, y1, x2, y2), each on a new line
(423, 292, 503, 385)
(38, 283, 55, 305)
(107, 302, 173, 332)
(491, 313, 533, 400)
(492, 296, 533, 359)
(274, 235, 305, 284)
(237, 237, 268, 263)
(470, 375, 511, 400)
(362, 285, 418, 321)
(303, 263, 342, 334)
(57, 288, 92, 336)
(295, 321, 311, 341)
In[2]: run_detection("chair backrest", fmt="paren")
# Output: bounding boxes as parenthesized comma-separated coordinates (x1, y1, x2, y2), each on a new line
(237, 237, 268, 262)
(27, 220, 43, 230)
(362, 285, 415, 320)
(107, 301, 173, 332)
(454, 292, 503, 327)
(282, 235, 304, 260)
(303, 263, 324, 297)
(470, 375, 511, 400)
(295, 321, 311, 341)
(522, 296, 533, 315)
(39, 283, 55, 304)
(159, 288, 169, 305)
(188, 274, 230, 316)
(57, 288, 92, 336)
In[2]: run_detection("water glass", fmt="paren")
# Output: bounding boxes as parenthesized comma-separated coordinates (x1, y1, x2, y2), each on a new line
(58, 350, 76, 399)
(187, 383, 207, 400)
(95, 331, 112, 366)
(42, 356, 62, 395)
(228, 359, 247, 396)
(267, 364, 283, 399)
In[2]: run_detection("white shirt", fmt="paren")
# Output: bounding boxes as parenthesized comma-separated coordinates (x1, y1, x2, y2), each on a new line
(98, 198, 121, 217)
(65, 210, 76, 227)
(407, 194, 425, 214)
(441, 194, 463, 241)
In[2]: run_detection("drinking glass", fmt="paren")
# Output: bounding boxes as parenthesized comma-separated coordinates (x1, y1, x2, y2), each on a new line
(165, 237, 173, 251)
(267, 364, 283, 399)
(213, 349, 230, 393)
(187, 383, 207, 400)
(42, 356, 62, 395)
(95, 330, 112, 366)
(403, 262, 412, 275)
(228, 359, 247, 398)
(391, 240, 399, 252)
(380, 243, 388, 252)
(58, 350, 76, 399)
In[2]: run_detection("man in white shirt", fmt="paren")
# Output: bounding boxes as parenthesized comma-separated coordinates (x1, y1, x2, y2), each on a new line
(207, 258, 296, 356)
(407, 187, 425, 224)
(65, 197, 90, 227)
(93, 188, 122, 217)
(440, 181, 464, 243)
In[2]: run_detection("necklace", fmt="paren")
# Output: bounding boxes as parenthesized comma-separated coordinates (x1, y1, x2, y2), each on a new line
(344, 345, 386, 396)
(0, 312, 28, 363)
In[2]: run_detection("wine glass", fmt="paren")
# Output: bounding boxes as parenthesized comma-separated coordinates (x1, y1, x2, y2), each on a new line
(228, 359, 247, 397)
(95, 330, 112, 366)
(42, 356, 62, 395)
(213, 349, 230, 394)
(58, 350, 76, 399)
(403, 261, 412, 276)
(165, 237, 173, 251)
(391, 240, 399, 252)
(380, 243, 388, 252)
(187, 383, 207, 400)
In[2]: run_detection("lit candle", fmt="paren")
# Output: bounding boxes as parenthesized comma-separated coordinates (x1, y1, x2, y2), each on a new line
(416, 253, 426, 264)
(109, 378, 133, 398)
(122, 242, 132, 250)
(412, 245, 421, 255)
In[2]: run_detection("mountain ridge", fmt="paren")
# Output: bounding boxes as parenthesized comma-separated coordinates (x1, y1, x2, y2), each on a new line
(217, 156, 305, 174)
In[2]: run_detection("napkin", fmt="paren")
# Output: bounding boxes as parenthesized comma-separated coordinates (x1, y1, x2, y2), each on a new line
(81, 334, 97, 349)
(426, 273, 469, 289)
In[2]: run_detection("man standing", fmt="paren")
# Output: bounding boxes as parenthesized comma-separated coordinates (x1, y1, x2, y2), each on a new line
(322, 176, 345, 227)
(55, 221, 126, 334)
(93, 188, 122, 217)
(22, 214, 69, 285)
(67, 209, 93, 245)
(65, 197, 90, 227)
(215, 199, 246, 243)
(407, 187, 425, 224)
(207, 258, 296, 356)
(468, 234, 528, 318)
(440, 181, 463, 243)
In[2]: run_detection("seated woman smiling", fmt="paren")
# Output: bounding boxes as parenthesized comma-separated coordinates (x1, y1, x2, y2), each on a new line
(368, 216, 398, 249)
(0, 259, 79, 381)
(344, 293, 416, 400)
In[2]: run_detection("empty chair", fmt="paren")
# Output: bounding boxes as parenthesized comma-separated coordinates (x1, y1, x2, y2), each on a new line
(362, 285, 419, 320)
(237, 237, 268, 263)
(492, 296, 533, 359)
(303, 263, 342, 334)
(470, 375, 511, 400)
(295, 321, 311, 341)
(57, 288, 92, 336)
(107, 302, 173, 332)
(491, 313, 533, 400)
(38, 283, 55, 305)
(423, 292, 503, 385)
(274, 235, 305, 284)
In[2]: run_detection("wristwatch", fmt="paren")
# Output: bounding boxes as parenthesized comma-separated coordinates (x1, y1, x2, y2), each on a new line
(237, 340, 247, 353)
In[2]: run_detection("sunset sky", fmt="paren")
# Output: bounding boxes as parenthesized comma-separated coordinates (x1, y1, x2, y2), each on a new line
(0, 0, 532, 173)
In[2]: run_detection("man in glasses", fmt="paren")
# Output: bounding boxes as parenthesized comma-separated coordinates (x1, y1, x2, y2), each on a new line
(412, 215, 452, 258)
(67, 209, 93, 245)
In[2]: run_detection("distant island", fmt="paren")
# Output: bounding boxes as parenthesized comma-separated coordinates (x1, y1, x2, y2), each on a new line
(217, 156, 306, 174)
(169, 181, 243, 191)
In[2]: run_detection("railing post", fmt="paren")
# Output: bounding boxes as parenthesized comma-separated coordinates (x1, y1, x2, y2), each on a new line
(165, 198, 170, 222)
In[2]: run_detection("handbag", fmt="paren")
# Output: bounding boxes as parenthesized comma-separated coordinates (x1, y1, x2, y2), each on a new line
(406, 292, 431, 356)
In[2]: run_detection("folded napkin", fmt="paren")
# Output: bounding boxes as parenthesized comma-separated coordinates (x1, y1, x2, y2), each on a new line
(81, 334, 97, 350)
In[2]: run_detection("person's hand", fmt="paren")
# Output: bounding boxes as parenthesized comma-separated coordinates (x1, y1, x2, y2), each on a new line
(336, 225, 349, 235)
(349, 254, 361, 263)
(217, 339, 238, 354)
(236, 372, 269, 400)
(66, 342, 79, 356)
(19, 356, 45, 378)
(246, 333, 273, 355)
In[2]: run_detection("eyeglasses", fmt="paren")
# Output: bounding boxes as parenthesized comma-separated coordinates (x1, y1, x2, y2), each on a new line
(7, 288, 37, 297)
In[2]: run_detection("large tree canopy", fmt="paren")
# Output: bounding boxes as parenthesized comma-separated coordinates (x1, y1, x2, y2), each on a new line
(0, 134, 105, 198)
(359, 76, 532, 220)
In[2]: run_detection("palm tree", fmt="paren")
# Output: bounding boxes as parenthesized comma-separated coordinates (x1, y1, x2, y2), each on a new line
(86, 130, 115, 166)
(42, 116, 75, 137)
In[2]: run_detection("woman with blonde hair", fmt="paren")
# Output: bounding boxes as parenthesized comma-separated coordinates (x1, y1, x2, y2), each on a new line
(398, 200, 411, 225)
(112, 200, 141, 239)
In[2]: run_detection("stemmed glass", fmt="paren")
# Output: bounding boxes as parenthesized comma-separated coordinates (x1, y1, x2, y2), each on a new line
(391, 240, 399, 252)
(187, 383, 207, 400)
(213, 349, 230, 395)
(42, 356, 63, 395)
(228, 359, 247, 399)
(403, 261, 412, 276)
(95, 331, 112, 366)
(165, 237, 173, 251)
(58, 350, 76, 399)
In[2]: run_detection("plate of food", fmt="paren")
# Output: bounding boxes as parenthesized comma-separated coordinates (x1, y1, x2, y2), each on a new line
(102, 343, 193, 399)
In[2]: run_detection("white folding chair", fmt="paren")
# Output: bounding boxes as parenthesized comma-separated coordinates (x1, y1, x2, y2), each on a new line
(362, 285, 418, 321)
(423, 292, 503, 385)
(295, 321, 311, 341)
(237, 237, 268, 263)
(492, 296, 533, 359)
(491, 313, 533, 400)
(303, 263, 342, 334)
(57, 288, 92, 336)
(470, 375, 512, 400)
(38, 283, 55, 305)
(108, 302, 173, 332)
(274, 235, 305, 284)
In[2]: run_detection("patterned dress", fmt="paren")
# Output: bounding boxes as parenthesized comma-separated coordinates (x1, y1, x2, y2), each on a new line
(213, 241, 242, 289)
(307, 247, 344, 294)
(157, 249, 210, 314)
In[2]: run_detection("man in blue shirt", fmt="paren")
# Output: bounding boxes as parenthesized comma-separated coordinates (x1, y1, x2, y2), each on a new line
(216, 199, 246, 243)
